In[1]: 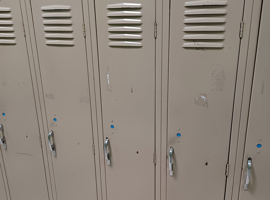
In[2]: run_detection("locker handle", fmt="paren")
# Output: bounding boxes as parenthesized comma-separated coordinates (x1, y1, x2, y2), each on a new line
(0, 124, 7, 150)
(104, 138, 111, 166)
(169, 147, 174, 177)
(48, 130, 56, 157)
(244, 158, 252, 191)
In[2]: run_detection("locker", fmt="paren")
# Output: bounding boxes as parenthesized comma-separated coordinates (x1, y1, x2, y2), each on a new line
(0, 161, 8, 200)
(167, 0, 245, 200)
(238, 1, 270, 199)
(95, 1, 156, 200)
(0, 1, 49, 200)
(28, 0, 97, 200)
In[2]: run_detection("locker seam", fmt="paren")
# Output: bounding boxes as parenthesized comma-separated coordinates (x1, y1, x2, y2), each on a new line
(165, 1, 172, 200)
(80, 1, 99, 200)
(0, 159, 9, 200)
(26, 1, 58, 200)
(154, 1, 157, 200)
(235, 1, 263, 200)
(91, 1, 107, 200)
(223, 0, 247, 198)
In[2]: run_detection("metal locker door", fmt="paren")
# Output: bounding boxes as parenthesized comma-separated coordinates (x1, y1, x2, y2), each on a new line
(167, 0, 245, 200)
(238, 1, 270, 199)
(95, 1, 156, 200)
(0, 1, 49, 200)
(29, 1, 97, 200)
(0, 161, 8, 200)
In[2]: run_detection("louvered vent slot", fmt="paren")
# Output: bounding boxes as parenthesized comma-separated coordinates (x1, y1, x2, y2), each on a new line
(0, 7, 16, 45)
(183, 1, 227, 49)
(107, 3, 143, 47)
(41, 5, 74, 46)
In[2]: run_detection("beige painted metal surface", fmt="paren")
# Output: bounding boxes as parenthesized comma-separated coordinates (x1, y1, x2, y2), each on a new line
(95, 1, 156, 200)
(167, 0, 245, 200)
(29, 0, 97, 200)
(238, 1, 270, 199)
(0, 1, 49, 200)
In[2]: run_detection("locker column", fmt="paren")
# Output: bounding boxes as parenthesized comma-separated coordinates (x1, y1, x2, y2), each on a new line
(238, 0, 270, 199)
(26, 1, 98, 200)
(0, 1, 50, 200)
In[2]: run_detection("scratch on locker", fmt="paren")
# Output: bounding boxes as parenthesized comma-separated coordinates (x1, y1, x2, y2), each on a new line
(194, 94, 208, 107)
(45, 93, 55, 100)
(107, 68, 112, 92)
(16, 152, 34, 157)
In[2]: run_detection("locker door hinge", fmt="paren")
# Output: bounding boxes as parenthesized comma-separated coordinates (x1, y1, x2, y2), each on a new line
(154, 22, 157, 39)
(225, 164, 230, 176)
(153, 153, 157, 165)
(22, 23, 26, 37)
(239, 21, 244, 39)
(82, 23, 86, 37)
(92, 144, 95, 155)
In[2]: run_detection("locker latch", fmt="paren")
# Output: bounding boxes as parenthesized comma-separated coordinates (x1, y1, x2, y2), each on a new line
(244, 158, 252, 191)
(48, 130, 56, 157)
(169, 147, 174, 177)
(0, 124, 7, 150)
(104, 138, 111, 166)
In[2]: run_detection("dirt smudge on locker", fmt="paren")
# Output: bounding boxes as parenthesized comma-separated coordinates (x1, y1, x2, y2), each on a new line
(261, 81, 264, 95)
(18, 82, 26, 88)
(79, 95, 90, 104)
(211, 68, 225, 91)
(45, 93, 55, 100)
(194, 94, 208, 107)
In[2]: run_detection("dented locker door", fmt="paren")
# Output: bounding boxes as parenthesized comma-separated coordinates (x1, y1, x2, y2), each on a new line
(95, 1, 156, 200)
(0, 161, 8, 200)
(0, 1, 49, 200)
(29, 1, 97, 200)
(167, 0, 245, 200)
(239, 1, 270, 199)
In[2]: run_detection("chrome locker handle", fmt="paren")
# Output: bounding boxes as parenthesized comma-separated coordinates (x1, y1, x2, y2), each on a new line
(104, 138, 111, 166)
(48, 130, 56, 157)
(0, 124, 7, 150)
(169, 147, 174, 177)
(244, 158, 252, 191)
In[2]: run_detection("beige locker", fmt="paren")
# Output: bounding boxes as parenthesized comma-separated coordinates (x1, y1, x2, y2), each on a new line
(167, 0, 245, 200)
(0, 161, 8, 200)
(95, 1, 156, 200)
(28, 0, 97, 200)
(238, 1, 270, 199)
(0, 1, 49, 200)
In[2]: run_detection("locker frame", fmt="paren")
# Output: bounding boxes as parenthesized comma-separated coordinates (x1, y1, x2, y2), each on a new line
(228, 1, 264, 200)
(89, 0, 162, 199)
(0, 1, 51, 200)
(20, 1, 54, 200)
(160, 1, 263, 200)
(23, 0, 102, 199)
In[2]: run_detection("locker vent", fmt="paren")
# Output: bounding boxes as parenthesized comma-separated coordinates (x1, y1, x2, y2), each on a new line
(183, 1, 227, 48)
(41, 5, 74, 46)
(107, 3, 143, 47)
(0, 7, 16, 45)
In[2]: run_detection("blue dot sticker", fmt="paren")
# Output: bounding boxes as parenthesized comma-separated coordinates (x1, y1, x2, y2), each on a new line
(257, 144, 262, 148)
(110, 125, 115, 129)
(177, 133, 181, 137)
(2, 113, 5, 116)
(53, 118, 57, 122)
